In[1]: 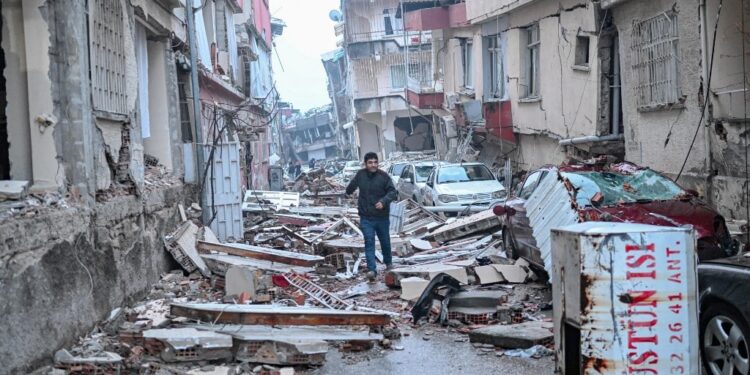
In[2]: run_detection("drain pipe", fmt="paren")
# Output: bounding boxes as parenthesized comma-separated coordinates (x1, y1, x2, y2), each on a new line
(186, 0, 208, 223)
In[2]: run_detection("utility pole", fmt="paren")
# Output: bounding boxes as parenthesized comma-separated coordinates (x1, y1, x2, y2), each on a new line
(185, 0, 208, 223)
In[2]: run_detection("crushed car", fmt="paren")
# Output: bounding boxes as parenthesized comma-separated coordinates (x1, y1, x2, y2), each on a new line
(494, 161, 738, 269)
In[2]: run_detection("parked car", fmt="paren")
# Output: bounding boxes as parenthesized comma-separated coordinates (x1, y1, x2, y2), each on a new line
(494, 162, 738, 268)
(386, 162, 409, 185)
(396, 161, 444, 203)
(698, 256, 750, 375)
(422, 163, 507, 208)
(342, 161, 361, 181)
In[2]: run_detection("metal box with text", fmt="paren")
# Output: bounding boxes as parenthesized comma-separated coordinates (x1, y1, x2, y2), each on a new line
(551, 222, 698, 374)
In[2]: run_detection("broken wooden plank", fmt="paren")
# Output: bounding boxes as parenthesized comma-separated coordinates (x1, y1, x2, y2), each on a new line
(196, 241, 324, 267)
(342, 217, 363, 237)
(282, 226, 314, 245)
(171, 303, 390, 326)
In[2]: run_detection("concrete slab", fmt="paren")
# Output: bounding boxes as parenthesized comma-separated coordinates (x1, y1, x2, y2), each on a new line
(192, 324, 384, 342)
(475, 265, 505, 285)
(391, 263, 469, 285)
(0, 180, 29, 200)
(225, 266, 262, 297)
(449, 290, 506, 308)
(143, 328, 233, 362)
(171, 303, 391, 326)
(468, 321, 553, 349)
(428, 210, 503, 243)
(492, 264, 528, 283)
(201, 253, 314, 276)
(164, 221, 211, 277)
(197, 240, 324, 267)
(400, 277, 430, 301)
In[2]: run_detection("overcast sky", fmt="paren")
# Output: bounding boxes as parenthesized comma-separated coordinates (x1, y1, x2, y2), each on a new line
(272, 0, 341, 112)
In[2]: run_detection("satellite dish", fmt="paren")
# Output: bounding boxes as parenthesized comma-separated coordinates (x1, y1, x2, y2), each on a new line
(329, 9, 343, 22)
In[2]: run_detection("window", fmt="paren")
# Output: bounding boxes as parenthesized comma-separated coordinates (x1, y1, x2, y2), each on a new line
(574, 35, 590, 67)
(390, 64, 406, 89)
(487, 35, 505, 98)
(461, 39, 474, 88)
(437, 165, 494, 184)
(518, 171, 545, 199)
(523, 24, 540, 98)
(177, 74, 193, 142)
(89, 0, 128, 115)
(631, 12, 679, 108)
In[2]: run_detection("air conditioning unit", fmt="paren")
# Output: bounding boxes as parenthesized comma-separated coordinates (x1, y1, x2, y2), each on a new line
(441, 115, 457, 138)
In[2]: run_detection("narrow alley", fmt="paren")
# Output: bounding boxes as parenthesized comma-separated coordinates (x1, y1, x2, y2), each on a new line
(1, 0, 750, 375)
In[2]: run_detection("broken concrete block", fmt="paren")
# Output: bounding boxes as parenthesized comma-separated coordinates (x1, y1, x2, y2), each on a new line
(492, 264, 528, 283)
(399, 277, 430, 301)
(474, 265, 506, 285)
(234, 338, 327, 365)
(410, 239, 433, 251)
(187, 366, 235, 375)
(468, 321, 553, 349)
(225, 266, 263, 297)
(164, 221, 211, 277)
(143, 328, 233, 362)
(0, 180, 29, 201)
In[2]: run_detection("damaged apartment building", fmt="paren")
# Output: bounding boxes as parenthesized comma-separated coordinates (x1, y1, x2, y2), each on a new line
(400, 0, 624, 173)
(0, 0, 284, 373)
(339, 0, 449, 159)
(393, 0, 750, 220)
(283, 108, 339, 162)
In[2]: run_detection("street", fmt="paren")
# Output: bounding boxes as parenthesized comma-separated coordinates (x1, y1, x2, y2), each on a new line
(1, 0, 750, 374)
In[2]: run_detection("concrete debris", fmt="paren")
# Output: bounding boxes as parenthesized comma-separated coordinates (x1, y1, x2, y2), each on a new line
(0, 180, 30, 201)
(165, 221, 212, 277)
(48, 189, 552, 374)
(143, 328, 234, 362)
(468, 321, 554, 349)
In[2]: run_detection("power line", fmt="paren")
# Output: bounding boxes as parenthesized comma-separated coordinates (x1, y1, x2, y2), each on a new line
(675, 0, 723, 181)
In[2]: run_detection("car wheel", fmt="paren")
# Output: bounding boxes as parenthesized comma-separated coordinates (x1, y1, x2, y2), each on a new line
(502, 227, 517, 259)
(701, 302, 750, 375)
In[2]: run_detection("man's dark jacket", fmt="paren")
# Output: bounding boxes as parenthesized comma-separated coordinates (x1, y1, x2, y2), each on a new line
(346, 169, 398, 218)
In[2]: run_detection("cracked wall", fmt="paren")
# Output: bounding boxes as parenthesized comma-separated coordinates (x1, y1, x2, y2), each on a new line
(0, 185, 196, 375)
(610, 0, 706, 191)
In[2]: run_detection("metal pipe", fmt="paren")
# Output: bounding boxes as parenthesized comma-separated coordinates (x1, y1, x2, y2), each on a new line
(186, 0, 208, 222)
(558, 134, 624, 146)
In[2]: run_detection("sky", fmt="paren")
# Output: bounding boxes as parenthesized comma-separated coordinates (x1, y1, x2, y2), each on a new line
(271, 0, 341, 112)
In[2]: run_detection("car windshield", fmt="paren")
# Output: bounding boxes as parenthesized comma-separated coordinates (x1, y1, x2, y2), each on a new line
(437, 165, 494, 183)
(392, 164, 407, 176)
(415, 166, 434, 182)
(561, 169, 685, 206)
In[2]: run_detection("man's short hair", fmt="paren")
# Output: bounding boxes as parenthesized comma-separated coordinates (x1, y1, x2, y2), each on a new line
(363, 152, 378, 162)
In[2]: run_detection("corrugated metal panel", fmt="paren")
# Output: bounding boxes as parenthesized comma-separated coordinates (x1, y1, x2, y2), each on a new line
(524, 171, 578, 276)
(203, 142, 243, 241)
(551, 222, 699, 374)
(389, 201, 406, 232)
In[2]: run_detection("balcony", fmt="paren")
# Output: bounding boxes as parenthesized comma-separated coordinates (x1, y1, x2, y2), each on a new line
(407, 90, 444, 109)
(404, 2, 468, 31)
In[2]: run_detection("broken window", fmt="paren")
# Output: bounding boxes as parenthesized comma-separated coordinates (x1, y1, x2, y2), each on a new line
(89, 0, 128, 115)
(574, 35, 590, 67)
(178, 73, 193, 142)
(523, 24, 540, 98)
(461, 38, 474, 88)
(562, 170, 685, 207)
(631, 12, 679, 109)
(486, 35, 505, 98)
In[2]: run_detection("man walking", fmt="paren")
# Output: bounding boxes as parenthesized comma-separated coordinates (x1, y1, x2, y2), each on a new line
(345, 152, 397, 281)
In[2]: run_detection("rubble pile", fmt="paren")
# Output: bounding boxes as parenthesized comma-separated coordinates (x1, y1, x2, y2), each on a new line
(0, 180, 69, 221)
(286, 168, 350, 206)
(47, 199, 553, 374)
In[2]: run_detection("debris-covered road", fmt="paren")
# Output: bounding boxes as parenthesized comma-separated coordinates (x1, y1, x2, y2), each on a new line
(41, 167, 557, 374)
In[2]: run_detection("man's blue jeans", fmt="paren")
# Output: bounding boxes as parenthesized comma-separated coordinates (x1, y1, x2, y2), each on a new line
(360, 216, 392, 272)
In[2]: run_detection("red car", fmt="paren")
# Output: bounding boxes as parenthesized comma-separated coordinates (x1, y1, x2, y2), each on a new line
(494, 161, 737, 270)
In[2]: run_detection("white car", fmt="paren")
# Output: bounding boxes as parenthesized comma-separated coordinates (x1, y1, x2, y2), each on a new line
(422, 163, 506, 207)
(342, 161, 361, 181)
(386, 162, 409, 185)
(396, 161, 444, 204)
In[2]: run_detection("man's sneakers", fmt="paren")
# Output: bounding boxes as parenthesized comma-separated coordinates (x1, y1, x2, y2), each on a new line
(366, 271, 376, 281)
